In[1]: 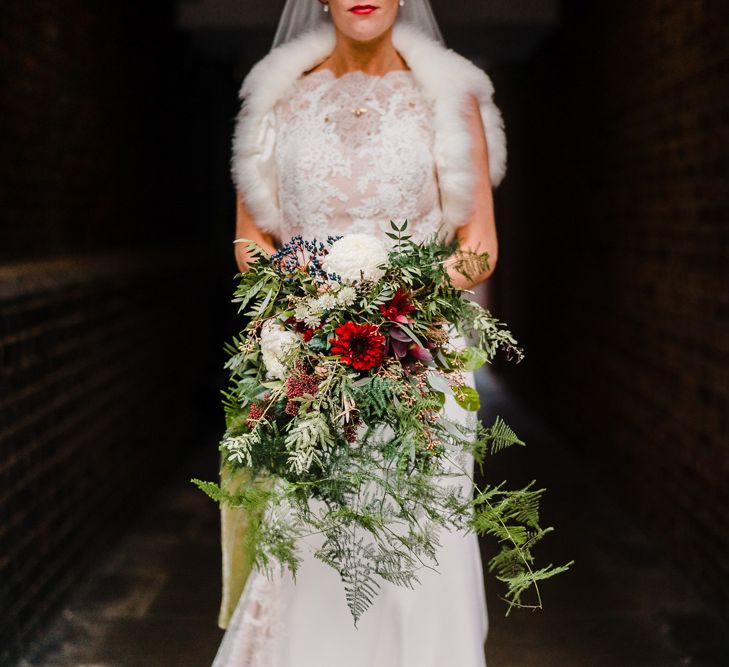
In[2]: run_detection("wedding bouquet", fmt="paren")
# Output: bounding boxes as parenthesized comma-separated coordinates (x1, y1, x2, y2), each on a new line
(194, 223, 572, 623)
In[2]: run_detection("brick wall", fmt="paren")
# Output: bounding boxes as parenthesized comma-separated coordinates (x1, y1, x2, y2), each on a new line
(493, 1, 729, 617)
(0, 2, 237, 663)
(0, 252, 214, 664)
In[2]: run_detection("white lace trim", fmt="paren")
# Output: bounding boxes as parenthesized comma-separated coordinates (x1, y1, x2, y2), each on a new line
(212, 569, 285, 667)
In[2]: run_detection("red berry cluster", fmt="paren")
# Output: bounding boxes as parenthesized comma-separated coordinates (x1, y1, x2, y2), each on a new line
(285, 367, 321, 416)
(343, 420, 361, 443)
(246, 401, 265, 428)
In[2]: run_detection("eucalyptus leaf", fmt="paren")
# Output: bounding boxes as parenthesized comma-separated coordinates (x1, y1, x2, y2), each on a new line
(427, 372, 453, 396)
(453, 385, 481, 411)
(458, 347, 491, 371)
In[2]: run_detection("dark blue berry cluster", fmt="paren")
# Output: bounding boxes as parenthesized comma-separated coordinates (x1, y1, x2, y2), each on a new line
(270, 235, 343, 283)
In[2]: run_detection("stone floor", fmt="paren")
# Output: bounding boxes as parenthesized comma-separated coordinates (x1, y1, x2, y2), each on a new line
(16, 372, 729, 667)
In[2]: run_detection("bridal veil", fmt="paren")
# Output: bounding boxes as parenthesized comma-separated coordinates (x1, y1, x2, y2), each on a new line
(271, 0, 445, 49)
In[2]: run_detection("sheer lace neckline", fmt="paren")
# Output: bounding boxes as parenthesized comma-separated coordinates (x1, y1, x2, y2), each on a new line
(274, 60, 443, 245)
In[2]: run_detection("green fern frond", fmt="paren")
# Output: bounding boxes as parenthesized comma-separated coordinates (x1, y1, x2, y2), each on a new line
(373, 548, 420, 589)
(498, 560, 575, 616)
(190, 478, 224, 503)
(488, 416, 526, 453)
(342, 538, 380, 625)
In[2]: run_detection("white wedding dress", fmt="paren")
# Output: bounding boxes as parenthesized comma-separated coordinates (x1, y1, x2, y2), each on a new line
(213, 67, 488, 667)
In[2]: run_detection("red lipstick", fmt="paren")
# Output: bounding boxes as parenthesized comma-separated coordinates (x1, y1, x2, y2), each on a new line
(349, 4, 378, 15)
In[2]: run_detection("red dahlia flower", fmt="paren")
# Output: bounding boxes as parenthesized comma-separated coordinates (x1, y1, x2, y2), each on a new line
(329, 322, 385, 371)
(380, 288, 416, 323)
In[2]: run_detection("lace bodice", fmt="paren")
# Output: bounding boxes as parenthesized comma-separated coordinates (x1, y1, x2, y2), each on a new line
(272, 69, 444, 244)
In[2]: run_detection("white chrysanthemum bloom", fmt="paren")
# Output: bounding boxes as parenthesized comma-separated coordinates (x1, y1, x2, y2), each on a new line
(316, 294, 338, 311)
(294, 302, 311, 321)
(322, 234, 389, 283)
(259, 320, 298, 380)
(302, 312, 321, 329)
(336, 286, 357, 306)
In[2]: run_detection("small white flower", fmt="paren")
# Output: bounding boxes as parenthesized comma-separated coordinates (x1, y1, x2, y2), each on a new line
(302, 312, 321, 329)
(336, 286, 357, 306)
(322, 234, 389, 283)
(294, 297, 324, 328)
(294, 302, 311, 321)
(316, 294, 338, 311)
(260, 320, 299, 380)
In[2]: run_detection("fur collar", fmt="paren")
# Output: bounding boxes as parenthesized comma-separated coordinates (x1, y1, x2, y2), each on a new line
(231, 22, 507, 237)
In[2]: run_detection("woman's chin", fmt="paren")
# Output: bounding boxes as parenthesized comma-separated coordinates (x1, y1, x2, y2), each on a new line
(342, 27, 389, 44)
(337, 17, 394, 43)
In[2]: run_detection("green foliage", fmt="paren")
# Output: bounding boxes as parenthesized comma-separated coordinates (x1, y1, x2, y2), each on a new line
(485, 416, 526, 455)
(467, 479, 574, 614)
(449, 346, 490, 372)
(285, 412, 332, 475)
(453, 385, 481, 411)
(451, 247, 491, 282)
(191, 476, 273, 512)
(338, 537, 380, 627)
(190, 478, 224, 503)
(459, 302, 525, 364)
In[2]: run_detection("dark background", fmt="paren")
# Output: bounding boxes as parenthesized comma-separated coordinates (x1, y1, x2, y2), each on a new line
(1, 1, 727, 665)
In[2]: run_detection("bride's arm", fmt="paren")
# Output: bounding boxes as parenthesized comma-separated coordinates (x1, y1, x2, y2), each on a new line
(445, 93, 499, 290)
(234, 191, 277, 273)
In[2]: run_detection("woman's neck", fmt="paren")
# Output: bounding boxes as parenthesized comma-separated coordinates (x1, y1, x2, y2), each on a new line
(317, 28, 409, 77)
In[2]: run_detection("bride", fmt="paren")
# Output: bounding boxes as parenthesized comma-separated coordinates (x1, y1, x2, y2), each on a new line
(213, 1, 507, 665)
